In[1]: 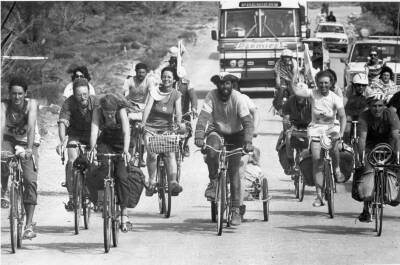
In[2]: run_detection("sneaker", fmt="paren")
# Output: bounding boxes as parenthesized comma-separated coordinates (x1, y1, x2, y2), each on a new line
(64, 199, 74, 212)
(312, 196, 324, 207)
(358, 210, 372, 223)
(230, 207, 242, 226)
(204, 181, 216, 201)
(22, 223, 37, 240)
(183, 145, 190, 157)
(170, 181, 183, 196)
(334, 168, 346, 183)
(239, 205, 246, 220)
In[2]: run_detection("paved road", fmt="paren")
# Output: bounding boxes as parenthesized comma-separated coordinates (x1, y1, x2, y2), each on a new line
(2, 6, 400, 265)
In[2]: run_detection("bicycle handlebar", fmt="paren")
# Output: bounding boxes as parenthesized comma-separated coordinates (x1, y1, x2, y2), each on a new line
(95, 153, 127, 167)
(201, 144, 247, 157)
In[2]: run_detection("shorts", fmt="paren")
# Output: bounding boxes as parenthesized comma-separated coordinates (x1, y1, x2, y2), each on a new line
(307, 123, 340, 140)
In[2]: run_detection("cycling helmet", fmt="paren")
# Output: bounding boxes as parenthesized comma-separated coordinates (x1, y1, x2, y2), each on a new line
(281, 49, 293, 58)
(366, 91, 386, 104)
(352, 73, 368, 85)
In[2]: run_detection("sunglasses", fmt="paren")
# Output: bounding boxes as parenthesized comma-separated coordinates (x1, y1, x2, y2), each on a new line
(370, 53, 378, 57)
(75, 74, 85, 78)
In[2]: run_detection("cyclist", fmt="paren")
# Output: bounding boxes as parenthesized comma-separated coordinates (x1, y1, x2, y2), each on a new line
(343, 73, 369, 142)
(57, 78, 97, 211)
(141, 66, 185, 196)
(273, 49, 298, 114)
(0, 76, 41, 239)
(63, 65, 95, 99)
(365, 49, 385, 84)
(123, 62, 156, 167)
(88, 93, 132, 232)
(293, 70, 347, 207)
(282, 94, 312, 174)
(168, 55, 198, 157)
(357, 92, 400, 222)
(370, 66, 399, 102)
(194, 73, 254, 226)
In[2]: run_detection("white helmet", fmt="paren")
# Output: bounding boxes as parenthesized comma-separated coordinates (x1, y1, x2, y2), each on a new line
(352, 73, 368, 85)
(281, 49, 293, 58)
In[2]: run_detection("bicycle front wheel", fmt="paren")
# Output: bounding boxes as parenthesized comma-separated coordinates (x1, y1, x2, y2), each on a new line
(73, 170, 83, 235)
(103, 183, 112, 253)
(261, 177, 270, 221)
(217, 171, 226, 236)
(83, 186, 91, 230)
(9, 183, 18, 253)
(375, 172, 384, 236)
(111, 190, 119, 247)
(324, 161, 335, 218)
(298, 173, 305, 202)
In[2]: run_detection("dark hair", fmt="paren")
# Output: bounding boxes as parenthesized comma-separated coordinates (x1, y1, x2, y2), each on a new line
(135, 63, 148, 71)
(70, 65, 91, 82)
(72, 78, 89, 95)
(380, 66, 394, 80)
(99, 93, 130, 111)
(8, 75, 28, 92)
(161, 66, 178, 81)
(315, 70, 333, 84)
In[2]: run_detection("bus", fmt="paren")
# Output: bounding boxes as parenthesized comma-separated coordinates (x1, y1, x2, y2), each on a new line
(211, 0, 309, 91)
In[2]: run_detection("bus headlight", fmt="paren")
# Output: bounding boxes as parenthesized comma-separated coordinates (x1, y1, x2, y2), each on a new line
(229, 60, 237, 67)
(339, 39, 347, 43)
(237, 59, 245, 67)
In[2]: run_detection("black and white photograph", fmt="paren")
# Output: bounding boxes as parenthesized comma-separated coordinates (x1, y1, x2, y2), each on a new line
(1, 0, 400, 264)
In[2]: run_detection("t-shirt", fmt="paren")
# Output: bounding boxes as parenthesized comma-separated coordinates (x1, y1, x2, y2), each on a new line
(3, 99, 41, 144)
(63, 82, 95, 98)
(282, 95, 312, 129)
(146, 89, 181, 130)
(387, 91, 400, 118)
(202, 90, 250, 135)
(58, 95, 97, 143)
(241, 93, 256, 111)
(124, 75, 155, 104)
(302, 87, 344, 125)
(358, 108, 400, 148)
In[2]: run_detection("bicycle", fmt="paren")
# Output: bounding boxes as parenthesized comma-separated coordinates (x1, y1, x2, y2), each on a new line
(350, 120, 360, 168)
(63, 143, 91, 235)
(365, 143, 400, 236)
(288, 128, 309, 202)
(145, 127, 186, 218)
(95, 153, 125, 253)
(202, 139, 249, 236)
(319, 134, 337, 218)
(1, 149, 37, 253)
(128, 104, 145, 168)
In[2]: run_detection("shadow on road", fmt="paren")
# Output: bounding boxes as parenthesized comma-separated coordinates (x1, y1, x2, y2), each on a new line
(133, 218, 219, 235)
(1, 242, 103, 254)
(36, 225, 74, 234)
(277, 224, 372, 236)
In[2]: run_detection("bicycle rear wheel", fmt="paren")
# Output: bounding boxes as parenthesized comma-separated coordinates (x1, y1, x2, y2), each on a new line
(9, 183, 18, 253)
(103, 183, 112, 253)
(375, 172, 384, 236)
(111, 190, 119, 247)
(73, 170, 82, 235)
(216, 171, 226, 236)
(324, 161, 335, 218)
(298, 173, 305, 202)
(261, 177, 270, 221)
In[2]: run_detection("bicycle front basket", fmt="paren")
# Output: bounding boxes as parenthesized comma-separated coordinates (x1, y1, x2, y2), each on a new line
(148, 134, 180, 154)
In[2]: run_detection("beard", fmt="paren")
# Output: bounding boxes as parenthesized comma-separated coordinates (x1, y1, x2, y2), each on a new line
(218, 88, 232, 102)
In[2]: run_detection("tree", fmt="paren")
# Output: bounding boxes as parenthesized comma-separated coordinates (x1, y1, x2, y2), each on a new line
(360, 2, 400, 35)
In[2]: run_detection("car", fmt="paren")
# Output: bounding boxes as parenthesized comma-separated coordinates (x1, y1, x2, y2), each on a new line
(315, 22, 348, 53)
(342, 36, 400, 87)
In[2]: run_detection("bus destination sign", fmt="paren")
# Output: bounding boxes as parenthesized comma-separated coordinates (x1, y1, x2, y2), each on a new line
(239, 2, 281, 7)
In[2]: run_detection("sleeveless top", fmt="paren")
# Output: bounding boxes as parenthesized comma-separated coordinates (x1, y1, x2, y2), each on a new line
(146, 88, 181, 130)
(3, 99, 41, 144)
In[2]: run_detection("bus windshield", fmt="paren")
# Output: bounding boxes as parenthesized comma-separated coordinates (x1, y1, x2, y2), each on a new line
(220, 8, 300, 38)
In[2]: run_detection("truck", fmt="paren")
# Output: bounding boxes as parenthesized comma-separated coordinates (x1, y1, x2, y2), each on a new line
(211, 0, 310, 91)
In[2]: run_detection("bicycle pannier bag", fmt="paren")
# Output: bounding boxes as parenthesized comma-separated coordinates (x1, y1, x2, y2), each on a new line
(278, 142, 291, 175)
(384, 170, 400, 206)
(127, 163, 145, 208)
(299, 149, 315, 186)
(338, 143, 354, 183)
(352, 167, 374, 202)
(290, 130, 309, 150)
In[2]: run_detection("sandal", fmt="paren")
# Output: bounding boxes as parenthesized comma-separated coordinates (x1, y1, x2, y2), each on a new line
(120, 215, 132, 233)
(170, 181, 183, 196)
(23, 223, 37, 240)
